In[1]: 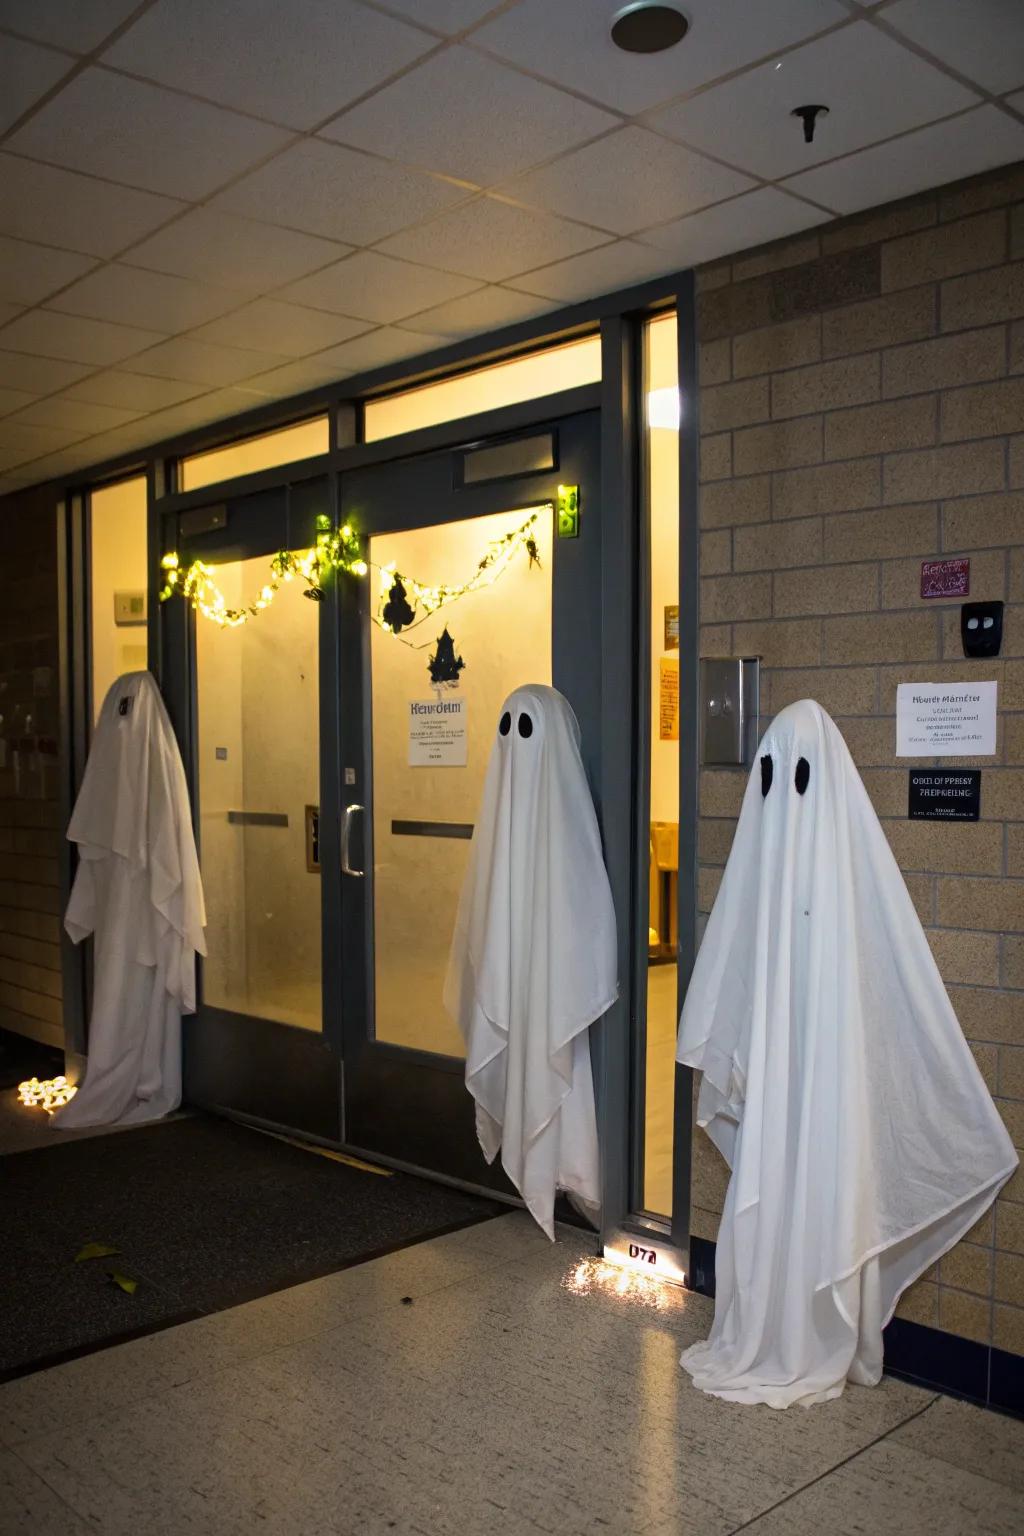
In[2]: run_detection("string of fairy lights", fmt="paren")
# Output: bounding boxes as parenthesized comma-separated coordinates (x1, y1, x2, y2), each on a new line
(159, 509, 546, 640)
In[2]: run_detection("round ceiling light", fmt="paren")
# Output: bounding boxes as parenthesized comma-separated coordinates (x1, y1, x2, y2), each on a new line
(610, 3, 689, 54)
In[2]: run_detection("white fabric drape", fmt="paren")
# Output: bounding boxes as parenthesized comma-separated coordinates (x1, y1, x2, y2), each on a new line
(678, 698, 1017, 1407)
(445, 684, 617, 1238)
(54, 671, 206, 1129)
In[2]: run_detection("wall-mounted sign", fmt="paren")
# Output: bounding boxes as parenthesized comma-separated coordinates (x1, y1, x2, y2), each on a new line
(409, 698, 467, 766)
(664, 604, 679, 650)
(896, 681, 997, 757)
(113, 590, 147, 626)
(908, 770, 981, 821)
(920, 558, 969, 599)
(659, 656, 679, 741)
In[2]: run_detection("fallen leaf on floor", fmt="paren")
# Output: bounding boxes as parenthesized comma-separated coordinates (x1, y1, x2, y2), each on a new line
(74, 1242, 119, 1262)
(107, 1271, 138, 1295)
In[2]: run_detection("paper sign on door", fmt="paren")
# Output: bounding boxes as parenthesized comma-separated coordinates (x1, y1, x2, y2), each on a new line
(409, 699, 467, 766)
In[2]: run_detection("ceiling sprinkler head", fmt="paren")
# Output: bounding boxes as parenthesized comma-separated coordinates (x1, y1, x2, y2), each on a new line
(610, 3, 689, 54)
(792, 104, 829, 144)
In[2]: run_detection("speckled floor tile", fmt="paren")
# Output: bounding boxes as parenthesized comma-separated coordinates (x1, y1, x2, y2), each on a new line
(0, 1229, 508, 1446)
(890, 1393, 1024, 1492)
(0, 1447, 90, 1534)
(740, 1440, 1024, 1535)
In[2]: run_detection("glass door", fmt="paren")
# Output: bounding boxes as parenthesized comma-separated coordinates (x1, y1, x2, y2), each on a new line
(166, 476, 343, 1139)
(337, 410, 602, 1187)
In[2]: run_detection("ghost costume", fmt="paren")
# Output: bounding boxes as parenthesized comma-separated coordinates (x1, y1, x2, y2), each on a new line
(678, 699, 1017, 1408)
(54, 672, 206, 1129)
(445, 685, 616, 1238)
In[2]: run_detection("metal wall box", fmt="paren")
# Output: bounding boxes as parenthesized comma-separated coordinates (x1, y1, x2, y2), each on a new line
(699, 656, 760, 766)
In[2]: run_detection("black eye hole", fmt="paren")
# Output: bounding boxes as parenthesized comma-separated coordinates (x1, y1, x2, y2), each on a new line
(795, 757, 810, 795)
(761, 755, 773, 797)
(498, 711, 511, 737)
(518, 712, 533, 739)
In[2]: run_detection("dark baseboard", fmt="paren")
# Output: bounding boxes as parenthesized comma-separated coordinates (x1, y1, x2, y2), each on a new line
(685, 1235, 1022, 1417)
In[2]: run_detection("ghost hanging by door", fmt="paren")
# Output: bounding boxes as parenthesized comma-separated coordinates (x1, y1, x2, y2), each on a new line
(445, 685, 617, 1237)
(677, 698, 1017, 1407)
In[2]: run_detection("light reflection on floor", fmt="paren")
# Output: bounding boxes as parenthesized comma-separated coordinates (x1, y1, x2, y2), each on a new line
(561, 1255, 681, 1312)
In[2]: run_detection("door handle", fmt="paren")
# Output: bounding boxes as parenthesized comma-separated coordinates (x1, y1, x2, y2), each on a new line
(341, 803, 365, 877)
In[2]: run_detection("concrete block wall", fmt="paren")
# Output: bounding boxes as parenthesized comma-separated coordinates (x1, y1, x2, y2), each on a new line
(693, 160, 1024, 1358)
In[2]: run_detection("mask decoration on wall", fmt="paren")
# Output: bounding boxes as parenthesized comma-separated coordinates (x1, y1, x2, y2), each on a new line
(381, 576, 416, 634)
(428, 627, 464, 686)
(677, 697, 1017, 1408)
(445, 685, 617, 1237)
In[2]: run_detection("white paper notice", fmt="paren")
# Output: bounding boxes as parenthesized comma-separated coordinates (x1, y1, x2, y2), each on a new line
(408, 698, 467, 767)
(896, 681, 997, 757)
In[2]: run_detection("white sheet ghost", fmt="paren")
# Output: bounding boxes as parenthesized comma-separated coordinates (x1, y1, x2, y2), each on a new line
(445, 684, 617, 1238)
(54, 671, 206, 1130)
(678, 698, 1017, 1407)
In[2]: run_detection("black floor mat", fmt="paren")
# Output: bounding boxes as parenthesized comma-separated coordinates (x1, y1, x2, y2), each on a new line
(1, 1114, 506, 1378)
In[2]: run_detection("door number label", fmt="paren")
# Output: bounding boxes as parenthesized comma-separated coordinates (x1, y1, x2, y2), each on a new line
(628, 1243, 658, 1265)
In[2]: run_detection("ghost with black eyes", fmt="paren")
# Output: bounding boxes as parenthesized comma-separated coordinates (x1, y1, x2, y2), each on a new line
(677, 698, 1016, 1407)
(445, 684, 617, 1238)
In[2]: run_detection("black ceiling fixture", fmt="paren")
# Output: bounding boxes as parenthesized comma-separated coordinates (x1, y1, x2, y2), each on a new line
(792, 103, 829, 143)
(610, 3, 689, 54)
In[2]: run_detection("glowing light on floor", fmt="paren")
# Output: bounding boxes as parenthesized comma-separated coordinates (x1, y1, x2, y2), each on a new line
(561, 1255, 679, 1310)
(17, 1076, 76, 1113)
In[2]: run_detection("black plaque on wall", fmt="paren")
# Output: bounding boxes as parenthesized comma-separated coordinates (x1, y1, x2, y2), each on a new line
(908, 769, 981, 821)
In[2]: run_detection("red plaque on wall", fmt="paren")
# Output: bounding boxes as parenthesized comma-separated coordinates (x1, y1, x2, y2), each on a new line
(921, 558, 970, 599)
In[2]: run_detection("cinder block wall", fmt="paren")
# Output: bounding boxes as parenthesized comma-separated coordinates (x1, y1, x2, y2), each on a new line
(693, 160, 1024, 1357)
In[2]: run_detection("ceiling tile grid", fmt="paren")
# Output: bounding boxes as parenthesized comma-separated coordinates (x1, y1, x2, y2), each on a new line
(0, 0, 1021, 489)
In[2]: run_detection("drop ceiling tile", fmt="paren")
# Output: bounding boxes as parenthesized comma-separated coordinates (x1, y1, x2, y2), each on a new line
(279, 251, 480, 324)
(641, 186, 829, 264)
(502, 126, 754, 237)
(48, 264, 244, 334)
(214, 139, 468, 246)
(320, 327, 450, 374)
(506, 240, 674, 301)
(118, 336, 290, 385)
(1007, 90, 1024, 113)
(382, 0, 505, 33)
(0, 350, 92, 393)
(137, 387, 272, 442)
(188, 299, 370, 358)
(0, 235, 97, 306)
(237, 356, 357, 399)
(885, 0, 1024, 95)
(7, 68, 291, 201)
(473, 0, 849, 114)
(0, 309, 165, 365)
(0, 154, 185, 257)
(401, 285, 554, 337)
(783, 105, 1024, 214)
(124, 209, 347, 294)
(0, 34, 75, 133)
(63, 370, 205, 411)
(105, 0, 433, 131)
(0, 384, 37, 416)
(0, 421, 89, 469)
(0, 301, 23, 328)
(322, 46, 617, 186)
(378, 197, 610, 281)
(11, 396, 144, 432)
(648, 23, 979, 181)
(0, 1, 143, 53)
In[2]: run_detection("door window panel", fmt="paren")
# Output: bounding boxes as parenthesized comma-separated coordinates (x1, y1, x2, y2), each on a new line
(643, 312, 680, 1216)
(195, 558, 322, 1030)
(89, 476, 148, 722)
(368, 507, 553, 1055)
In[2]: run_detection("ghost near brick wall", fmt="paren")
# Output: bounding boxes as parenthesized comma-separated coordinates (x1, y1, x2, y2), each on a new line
(692, 157, 1024, 1358)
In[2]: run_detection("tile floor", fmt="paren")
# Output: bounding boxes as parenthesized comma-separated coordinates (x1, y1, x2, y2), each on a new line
(1, 1211, 1023, 1535)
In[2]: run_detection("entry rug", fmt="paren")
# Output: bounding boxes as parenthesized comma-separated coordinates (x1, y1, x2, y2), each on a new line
(0, 1113, 506, 1378)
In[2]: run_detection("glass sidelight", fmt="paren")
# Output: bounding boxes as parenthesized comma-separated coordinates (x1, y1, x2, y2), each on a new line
(367, 507, 554, 1057)
(195, 557, 322, 1031)
(641, 312, 680, 1217)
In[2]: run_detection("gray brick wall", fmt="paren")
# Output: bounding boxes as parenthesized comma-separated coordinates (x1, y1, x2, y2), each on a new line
(694, 160, 1024, 1357)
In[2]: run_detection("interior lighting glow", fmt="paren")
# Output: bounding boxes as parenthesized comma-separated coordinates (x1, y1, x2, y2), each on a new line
(647, 387, 681, 430)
